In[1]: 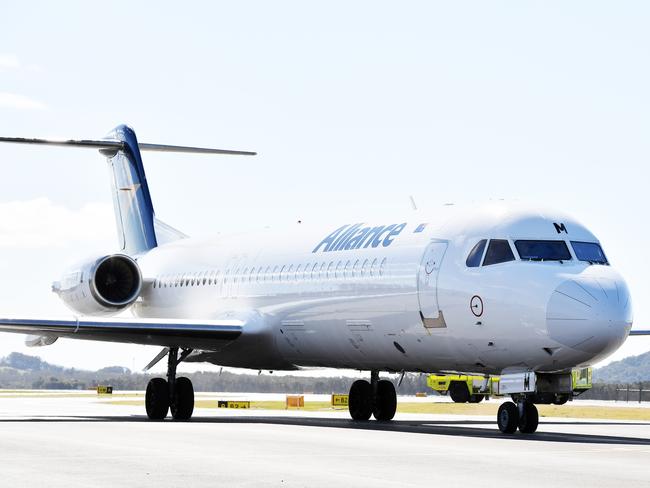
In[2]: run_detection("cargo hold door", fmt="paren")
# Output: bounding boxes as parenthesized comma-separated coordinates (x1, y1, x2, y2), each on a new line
(417, 240, 448, 328)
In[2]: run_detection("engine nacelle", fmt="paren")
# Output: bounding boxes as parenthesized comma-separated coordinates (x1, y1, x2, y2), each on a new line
(52, 254, 142, 316)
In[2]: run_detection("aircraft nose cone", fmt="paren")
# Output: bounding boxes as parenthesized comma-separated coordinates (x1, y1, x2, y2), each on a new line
(546, 274, 632, 356)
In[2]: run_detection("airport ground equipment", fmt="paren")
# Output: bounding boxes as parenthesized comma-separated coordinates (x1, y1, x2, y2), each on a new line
(427, 374, 498, 402)
(286, 395, 305, 408)
(427, 368, 591, 407)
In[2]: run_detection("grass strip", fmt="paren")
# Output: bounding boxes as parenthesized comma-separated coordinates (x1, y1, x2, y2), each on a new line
(103, 399, 650, 420)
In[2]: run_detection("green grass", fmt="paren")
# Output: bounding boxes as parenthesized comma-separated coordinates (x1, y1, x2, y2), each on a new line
(104, 398, 650, 420)
(3, 389, 648, 421)
(0, 391, 143, 399)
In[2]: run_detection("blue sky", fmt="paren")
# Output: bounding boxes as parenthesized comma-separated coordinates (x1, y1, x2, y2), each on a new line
(0, 1, 648, 373)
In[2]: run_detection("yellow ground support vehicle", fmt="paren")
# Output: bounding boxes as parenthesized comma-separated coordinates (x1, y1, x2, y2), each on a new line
(427, 374, 498, 403)
(427, 367, 592, 404)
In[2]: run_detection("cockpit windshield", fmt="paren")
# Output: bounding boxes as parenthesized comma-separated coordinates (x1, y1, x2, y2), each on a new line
(514, 240, 571, 261)
(571, 241, 609, 265)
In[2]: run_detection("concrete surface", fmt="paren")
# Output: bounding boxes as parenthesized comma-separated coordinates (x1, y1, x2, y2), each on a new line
(0, 393, 649, 487)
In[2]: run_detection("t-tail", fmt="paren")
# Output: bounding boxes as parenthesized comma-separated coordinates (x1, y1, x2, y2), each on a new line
(0, 125, 256, 255)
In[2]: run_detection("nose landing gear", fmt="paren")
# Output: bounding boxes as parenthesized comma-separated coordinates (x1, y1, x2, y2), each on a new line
(497, 400, 539, 434)
(348, 370, 398, 422)
(145, 347, 195, 420)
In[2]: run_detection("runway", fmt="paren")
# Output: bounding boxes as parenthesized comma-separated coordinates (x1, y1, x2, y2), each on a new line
(1, 394, 649, 487)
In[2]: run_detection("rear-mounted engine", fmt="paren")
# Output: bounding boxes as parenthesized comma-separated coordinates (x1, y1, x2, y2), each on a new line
(52, 254, 142, 316)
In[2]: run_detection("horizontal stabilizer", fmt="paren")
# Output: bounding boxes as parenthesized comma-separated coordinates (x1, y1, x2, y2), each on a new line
(0, 136, 256, 156)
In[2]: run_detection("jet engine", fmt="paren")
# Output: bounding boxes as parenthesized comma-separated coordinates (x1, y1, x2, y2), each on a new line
(52, 254, 142, 316)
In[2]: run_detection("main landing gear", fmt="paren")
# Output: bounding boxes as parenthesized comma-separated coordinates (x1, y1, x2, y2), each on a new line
(497, 399, 539, 434)
(348, 370, 397, 422)
(145, 347, 195, 421)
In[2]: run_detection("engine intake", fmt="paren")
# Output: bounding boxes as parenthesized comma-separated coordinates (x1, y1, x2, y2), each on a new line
(91, 255, 142, 307)
(54, 254, 142, 316)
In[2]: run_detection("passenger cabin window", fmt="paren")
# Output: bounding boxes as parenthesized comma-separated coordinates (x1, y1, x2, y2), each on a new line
(515, 240, 571, 262)
(571, 241, 609, 265)
(466, 239, 487, 267)
(361, 259, 369, 276)
(483, 239, 515, 266)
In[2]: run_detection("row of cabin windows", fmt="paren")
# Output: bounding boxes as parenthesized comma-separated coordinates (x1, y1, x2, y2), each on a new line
(152, 257, 389, 289)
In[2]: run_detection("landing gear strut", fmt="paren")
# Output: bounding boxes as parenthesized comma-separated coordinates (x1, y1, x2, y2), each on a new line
(497, 399, 539, 434)
(348, 370, 397, 422)
(145, 347, 194, 421)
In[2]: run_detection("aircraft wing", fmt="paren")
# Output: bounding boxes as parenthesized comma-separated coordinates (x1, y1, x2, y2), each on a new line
(629, 330, 650, 336)
(0, 317, 243, 350)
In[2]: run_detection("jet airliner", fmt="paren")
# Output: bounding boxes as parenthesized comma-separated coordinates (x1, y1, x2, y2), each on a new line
(0, 125, 647, 434)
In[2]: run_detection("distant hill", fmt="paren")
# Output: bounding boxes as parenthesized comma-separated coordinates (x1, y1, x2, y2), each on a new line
(97, 366, 132, 375)
(0, 352, 429, 393)
(0, 352, 64, 372)
(2, 350, 648, 395)
(593, 351, 650, 384)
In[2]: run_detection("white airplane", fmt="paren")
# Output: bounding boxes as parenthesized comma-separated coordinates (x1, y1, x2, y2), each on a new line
(0, 125, 647, 434)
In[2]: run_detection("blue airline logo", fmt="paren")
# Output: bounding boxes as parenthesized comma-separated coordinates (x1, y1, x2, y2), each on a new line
(312, 223, 408, 253)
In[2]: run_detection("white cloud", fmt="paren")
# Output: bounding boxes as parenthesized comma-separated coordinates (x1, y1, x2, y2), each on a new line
(0, 198, 114, 248)
(0, 54, 41, 72)
(0, 54, 20, 70)
(0, 92, 47, 110)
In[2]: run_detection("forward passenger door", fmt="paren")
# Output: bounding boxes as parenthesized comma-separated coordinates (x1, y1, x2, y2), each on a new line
(417, 240, 448, 328)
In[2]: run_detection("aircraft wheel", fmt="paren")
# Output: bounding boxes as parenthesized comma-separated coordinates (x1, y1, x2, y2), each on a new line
(497, 401, 519, 434)
(145, 378, 170, 420)
(349, 379, 373, 420)
(171, 377, 194, 420)
(373, 380, 397, 421)
(468, 394, 484, 403)
(449, 382, 470, 403)
(518, 402, 539, 434)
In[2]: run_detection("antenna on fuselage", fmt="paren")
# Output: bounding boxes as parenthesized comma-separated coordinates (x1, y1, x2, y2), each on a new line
(409, 195, 418, 211)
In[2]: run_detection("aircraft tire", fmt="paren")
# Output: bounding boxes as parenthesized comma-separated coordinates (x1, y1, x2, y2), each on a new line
(518, 402, 539, 434)
(171, 377, 194, 421)
(449, 382, 470, 403)
(146, 378, 170, 420)
(497, 401, 519, 434)
(349, 379, 373, 421)
(373, 379, 397, 421)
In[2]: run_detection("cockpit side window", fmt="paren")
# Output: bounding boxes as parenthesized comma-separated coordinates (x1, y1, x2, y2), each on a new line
(483, 239, 515, 266)
(515, 240, 571, 261)
(571, 241, 609, 265)
(466, 239, 487, 267)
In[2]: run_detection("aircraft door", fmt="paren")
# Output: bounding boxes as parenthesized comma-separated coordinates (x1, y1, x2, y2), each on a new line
(417, 241, 448, 328)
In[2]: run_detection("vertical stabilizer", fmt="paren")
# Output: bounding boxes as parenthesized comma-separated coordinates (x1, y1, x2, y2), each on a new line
(102, 125, 157, 255)
(0, 126, 256, 255)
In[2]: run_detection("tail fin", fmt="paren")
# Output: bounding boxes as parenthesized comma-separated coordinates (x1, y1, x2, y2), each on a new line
(0, 124, 256, 255)
(104, 125, 157, 255)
